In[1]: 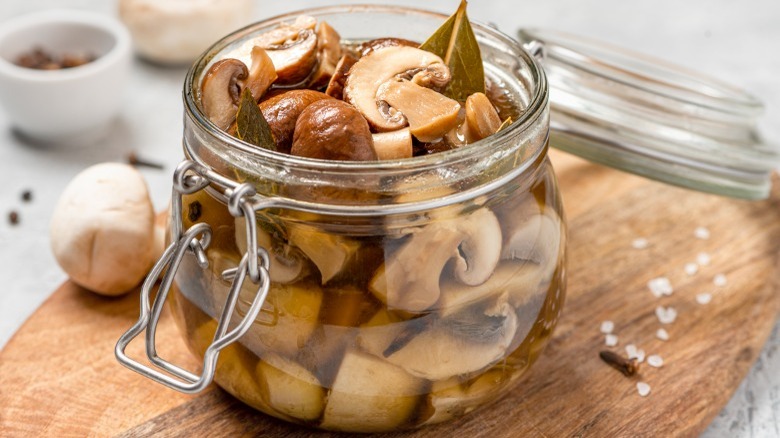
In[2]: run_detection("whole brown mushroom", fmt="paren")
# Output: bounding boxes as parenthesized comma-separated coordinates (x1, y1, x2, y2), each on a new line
(291, 100, 376, 161)
(259, 90, 332, 153)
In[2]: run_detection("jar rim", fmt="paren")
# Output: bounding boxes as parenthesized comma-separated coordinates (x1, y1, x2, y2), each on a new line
(182, 4, 548, 176)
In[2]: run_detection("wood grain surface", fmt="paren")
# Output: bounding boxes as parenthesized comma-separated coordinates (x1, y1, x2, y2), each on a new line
(1, 151, 779, 437)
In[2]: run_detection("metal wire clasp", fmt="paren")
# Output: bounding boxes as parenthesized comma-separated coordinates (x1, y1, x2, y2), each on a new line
(115, 160, 273, 394)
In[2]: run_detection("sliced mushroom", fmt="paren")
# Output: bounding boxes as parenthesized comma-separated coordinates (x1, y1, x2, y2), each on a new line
(358, 293, 518, 381)
(462, 92, 502, 142)
(423, 367, 512, 426)
(308, 21, 342, 89)
(287, 223, 361, 284)
(321, 349, 424, 432)
(259, 89, 332, 153)
(254, 15, 317, 47)
(256, 353, 324, 421)
(324, 53, 358, 100)
(264, 29, 319, 85)
(201, 59, 248, 129)
(244, 47, 277, 101)
(379, 79, 461, 142)
(291, 99, 377, 161)
(343, 46, 451, 132)
(372, 128, 413, 160)
(359, 37, 419, 57)
(234, 217, 309, 284)
(369, 208, 502, 313)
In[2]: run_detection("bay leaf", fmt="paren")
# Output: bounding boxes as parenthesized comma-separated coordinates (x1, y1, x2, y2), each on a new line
(419, 0, 485, 102)
(236, 88, 276, 151)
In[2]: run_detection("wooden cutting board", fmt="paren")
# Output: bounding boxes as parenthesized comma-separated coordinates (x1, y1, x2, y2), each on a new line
(2, 151, 779, 437)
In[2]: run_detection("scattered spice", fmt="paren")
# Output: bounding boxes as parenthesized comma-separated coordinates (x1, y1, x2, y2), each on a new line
(684, 263, 698, 276)
(647, 355, 664, 368)
(127, 152, 165, 170)
(599, 350, 638, 376)
(631, 237, 649, 249)
(656, 328, 670, 341)
(696, 293, 712, 305)
(713, 274, 727, 287)
(8, 210, 19, 225)
(15, 47, 95, 70)
(605, 334, 619, 347)
(21, 190, 33, 203)
(636, 382, 651, 397)
(188, 201, 202, 222)
(697, 252, 711, 266)
(600, 320, 614, 334)
(694, 226, 710, 240)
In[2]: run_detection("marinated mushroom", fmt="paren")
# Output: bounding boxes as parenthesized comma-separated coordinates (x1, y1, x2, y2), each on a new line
(359, 37, 419, 57)
(201, 59, 249, 129)
(256, 353, 325, 421)
(259, 89, 332, 153)
(286, 222, 361, 284)
(369, 208, 502, 312)
(372, 128, 413, 160)
(343, 46, 451, 132)
(308, 21, 342, 89)
(462, 92, 502, 142)
(264, 29, 319, 85)
(291, 99, 377, 161)
(235, 218, 310, 284)
(321, 349, 424, 432)
(324, 53, 358, 100)
(245, 47, 278, 101)
(379, 79, 461, 142)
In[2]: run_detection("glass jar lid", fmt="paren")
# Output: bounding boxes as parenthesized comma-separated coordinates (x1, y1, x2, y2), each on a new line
(517, 28, 779, 200)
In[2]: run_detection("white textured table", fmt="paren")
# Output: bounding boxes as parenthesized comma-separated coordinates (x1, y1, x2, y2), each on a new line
(0, 1, 777, 436)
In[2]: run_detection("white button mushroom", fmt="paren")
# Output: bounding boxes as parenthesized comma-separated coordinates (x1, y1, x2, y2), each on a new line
(50, 163, 155, 296)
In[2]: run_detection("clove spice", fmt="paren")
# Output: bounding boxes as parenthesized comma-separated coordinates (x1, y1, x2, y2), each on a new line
(21, 190, 33, 203)
(127, 152, 165, 170)
(599, 350, 639, 377)
(8, 211, 19, 226)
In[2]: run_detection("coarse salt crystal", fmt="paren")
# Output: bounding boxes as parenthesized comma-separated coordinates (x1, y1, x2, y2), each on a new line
(636, 349, 646, 363)
(605, 334, 619, 347)
(632, 238, 649, 249)
(600, 320, 614, 334)
(697, 252, 711, 266)
(684, 263, 699, 276)
(696, 293, 712, 305)
(648, 277, 673, 298)
(637, 382, 651, 397)
(694, 227, 710, 240)
(713, 274, 727, 287)
(647, 355, 664, 368)
(655, 306, 677, 324)
(625, 344, 638, 358)
(656, 328, 670, 341)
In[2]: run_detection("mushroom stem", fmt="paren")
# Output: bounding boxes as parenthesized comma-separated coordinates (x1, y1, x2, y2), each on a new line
(463, 92, 502, 142)
(372, 128, 413, 160)
(379, 80, 461, 142)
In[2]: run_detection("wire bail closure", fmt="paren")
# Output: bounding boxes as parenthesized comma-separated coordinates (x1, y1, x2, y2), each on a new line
(115, 159, 273, 394)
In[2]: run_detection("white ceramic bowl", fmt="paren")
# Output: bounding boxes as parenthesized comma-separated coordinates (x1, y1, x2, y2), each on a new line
(0, 10, 132, 144)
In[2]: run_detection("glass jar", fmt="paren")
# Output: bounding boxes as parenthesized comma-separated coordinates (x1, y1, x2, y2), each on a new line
(117, 5, 564, 433)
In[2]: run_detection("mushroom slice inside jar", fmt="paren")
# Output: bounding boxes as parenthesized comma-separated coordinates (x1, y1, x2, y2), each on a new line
(308, 21, 342, 89)
(244, 47, 278, 101)
(358, 293, 518, 381)
(423, 367, 512, 426)
(379, 79, 461, 142)
(321, 349, 424, 432)
(253, 15, 317, 47)
(264, 29, 319, 85)
(461, 92, 502, 143)
(324, 53, 357, 100)
(343, 46, 451, 132)
(369, 208, 502, 313)
(256, 353, 324, 421)
(234, 217, 309, 284)
(287, 223, 361, 284)
(201, 59, 248, 130)
(372, 128, 413, 160)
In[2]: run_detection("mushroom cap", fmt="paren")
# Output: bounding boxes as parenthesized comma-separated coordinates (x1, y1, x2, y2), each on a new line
(50, 163, 155, 296)
(308, 21, 343, 89)
(201, 58, 249, 130)
(343, 46, 450, 132)
(291, 99, 377, 161)
(359, 37, 419, 57)
(259, 89, 332, 154)
(265, 29, 319, 85)
(324, 53, 358, 100)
